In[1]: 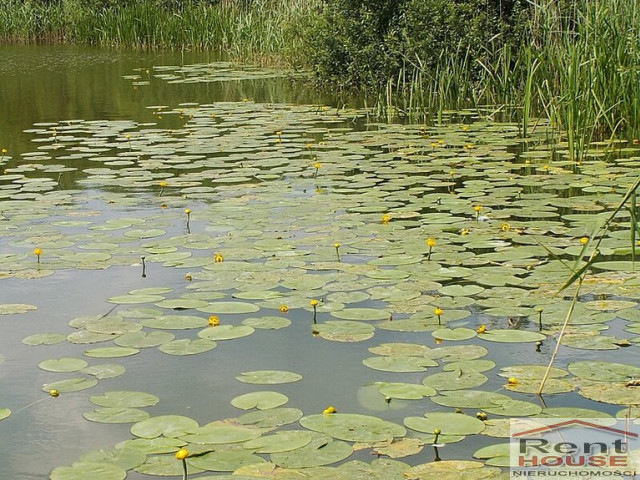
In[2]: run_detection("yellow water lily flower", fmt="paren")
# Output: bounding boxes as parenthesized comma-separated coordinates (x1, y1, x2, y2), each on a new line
(279, 304, 289, 313)
(214, 253, 224, 263)
(426, 238, 436, 248)
(49, 389, 60, 397)
(175, 448, 189, 460)
(208, 315, 220, 327)
(323, 406, 337, 414)
(310, 299, 319, 307)
(477, 324, 487, 334)
(580, 236, 589, 245)
(382, 213, 391, 224)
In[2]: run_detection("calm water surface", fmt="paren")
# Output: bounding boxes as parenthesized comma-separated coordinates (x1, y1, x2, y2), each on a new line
(0, 44, 634, 480)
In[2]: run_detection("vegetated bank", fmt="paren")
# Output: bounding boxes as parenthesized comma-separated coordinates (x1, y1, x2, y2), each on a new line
(2, 0, 638, 152)
(308, 0, 640, 157)
(0, 0, 315, 64)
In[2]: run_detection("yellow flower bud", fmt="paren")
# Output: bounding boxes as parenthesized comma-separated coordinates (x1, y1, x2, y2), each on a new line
(175, 448, 189, 460)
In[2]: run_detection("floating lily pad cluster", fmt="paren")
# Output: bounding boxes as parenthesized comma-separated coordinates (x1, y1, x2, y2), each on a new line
(3, 65, 640, 479)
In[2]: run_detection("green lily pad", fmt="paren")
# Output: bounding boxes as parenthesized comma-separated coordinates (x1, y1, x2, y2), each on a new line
(83, 407, 150, 424)
(438, 285, 485, 297)
(197, 301, 260, 314)
(114, 331, 175, 348)
(90, 391, 159, 408)
(0, 408, 11, 421)
(369, 342, 432, 357)
(22, 332, 66, 345)
(540, 407, 614, 418)
(242, 316, 291, 329)
(135, 455, 204, 476)
(363, 356, 437, 373)
(422, 371, 488, 390)
(377, 382, 437, 400)
(198, 324, 255, 341)
(38, 357, 88, 372)
(562, 334, 625, 350)
(67, 330, 117, 344)
(427, 345, 488, 362)
(578, 382, 640, 405)
(238, 407, 304, 427)
(431, 390, 512, 408)
(371, 438, 424, 459)
(155, 298, 210, 309)
(499, 365, 568, 381)
(130, 414, 199, 438)
(299, 413, 406, 442)
(480, 329, 546, 343)
(78, 447, 146, 470)
(404, 412, 485, 435)
(330, 308, 391, 321)
(432, 327, 477, 341)
(473, 443, 511, 466)
(108, 294, 165, 304)
(140, 314, 208, 329)
(484, 398, 542, 416)
(180, 424, 262, 444)
(568, 360, 640, 382)
(50, 462, 127, 480)
(509, 378, 575, 394)
(84, 347, 139, 358)
(231, 391, 289, 410)
(0, 303, 37, 314)
(314, 320, 375, 342)
(236, 370, 302, 384)
(158, 338, 217, 355)
(42, 377, 98, 393)
(270, 434, 353, 468)
(115, 437, 185, 454)
(442, 359, 496, 373)
(243, 430, 313, 453)
(187, 449, 267, 472)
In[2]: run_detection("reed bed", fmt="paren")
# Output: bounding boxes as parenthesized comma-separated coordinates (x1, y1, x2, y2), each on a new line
(382, 0, 640, 150)
(0, 0, 316, 64)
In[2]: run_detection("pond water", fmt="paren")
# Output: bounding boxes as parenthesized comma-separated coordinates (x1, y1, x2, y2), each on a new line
(2, 45, 640, 480)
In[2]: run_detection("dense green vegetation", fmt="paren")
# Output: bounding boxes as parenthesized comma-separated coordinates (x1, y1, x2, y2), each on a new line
(1, 0, 638, 150)
(0, 0, 313, 61)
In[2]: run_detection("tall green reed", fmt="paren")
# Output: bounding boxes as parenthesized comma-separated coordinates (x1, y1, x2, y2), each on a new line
(376, 0, 640, 146)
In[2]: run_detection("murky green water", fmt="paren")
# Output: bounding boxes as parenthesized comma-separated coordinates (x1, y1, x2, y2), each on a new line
(2, 45, 640, 480)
